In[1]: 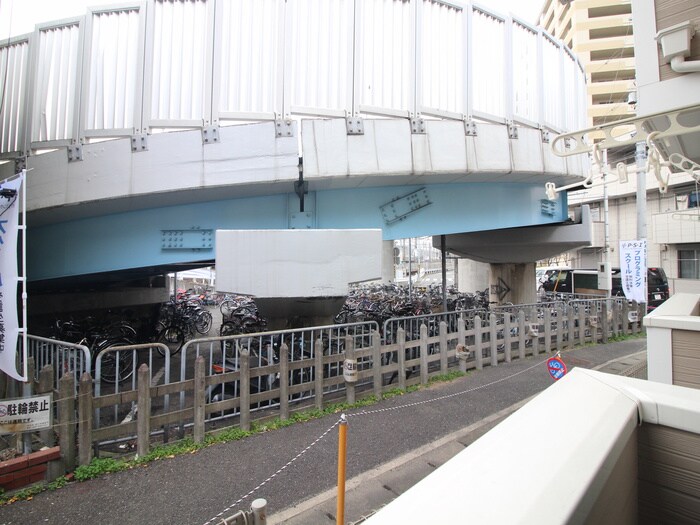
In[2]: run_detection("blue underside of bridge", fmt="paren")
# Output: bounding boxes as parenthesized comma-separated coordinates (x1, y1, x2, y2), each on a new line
(28, 181, 567, 282)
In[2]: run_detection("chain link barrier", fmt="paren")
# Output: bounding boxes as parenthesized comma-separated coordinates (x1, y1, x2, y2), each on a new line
(204, 355, 551, 523)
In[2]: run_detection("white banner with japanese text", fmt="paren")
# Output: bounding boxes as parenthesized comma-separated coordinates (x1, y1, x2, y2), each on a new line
(0, 176, 24, 381)
(619, 239, 647, 304)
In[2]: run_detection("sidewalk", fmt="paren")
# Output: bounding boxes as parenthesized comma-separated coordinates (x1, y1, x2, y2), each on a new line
(269, 345, 648, 525)
(0, 339, 647, 525)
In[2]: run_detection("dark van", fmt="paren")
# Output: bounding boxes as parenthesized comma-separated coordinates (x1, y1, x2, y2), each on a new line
(540, 266, 669, 310)
(611, 267, 669, 311)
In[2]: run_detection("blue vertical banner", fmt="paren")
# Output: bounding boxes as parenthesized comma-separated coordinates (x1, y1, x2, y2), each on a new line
(619, 239, 647, 304)
(0, 175, 24, 381)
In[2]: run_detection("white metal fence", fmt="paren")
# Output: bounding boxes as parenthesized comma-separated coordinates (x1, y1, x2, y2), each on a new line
(0, 0, 586, 159)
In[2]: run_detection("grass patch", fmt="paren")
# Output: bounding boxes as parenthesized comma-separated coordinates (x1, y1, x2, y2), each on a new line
(0, 368, 470, 506)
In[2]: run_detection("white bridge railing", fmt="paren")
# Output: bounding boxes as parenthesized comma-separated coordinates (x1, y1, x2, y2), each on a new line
(0, 0, 585, 159)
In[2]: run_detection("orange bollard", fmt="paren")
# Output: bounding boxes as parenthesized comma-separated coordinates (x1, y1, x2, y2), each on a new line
(336, 414, 348, 525)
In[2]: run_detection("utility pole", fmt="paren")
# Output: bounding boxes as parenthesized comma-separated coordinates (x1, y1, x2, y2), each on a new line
(603, 149, 611, 298)
(635, 141, 647, 240)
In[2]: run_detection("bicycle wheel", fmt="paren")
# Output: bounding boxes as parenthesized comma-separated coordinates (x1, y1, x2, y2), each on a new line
(157, 325, 185, 356)
(195, 310, 213, 334)
(220, 300, 236, 317)
(219, 320, 241, 354)
(97, 338, 134, 384)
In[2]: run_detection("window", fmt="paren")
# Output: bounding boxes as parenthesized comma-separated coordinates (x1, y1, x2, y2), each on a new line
(679, 246, 700, 279)
(674, 189, 700, 210)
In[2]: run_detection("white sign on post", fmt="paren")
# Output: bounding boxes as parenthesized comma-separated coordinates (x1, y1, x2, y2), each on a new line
(343, 358, 358, 383)
(0, 394, 52, 434)
(619, 240, 647, 304)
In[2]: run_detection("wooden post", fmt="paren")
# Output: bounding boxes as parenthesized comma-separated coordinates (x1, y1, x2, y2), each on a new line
(240, 348, 250, 431)
(137, 364, 151, 458)
(458, 317, 466, 347)
(193, 357, 205, 444)
(622, 300, 630, 336)
(420, 325, 429, 385)
(78, 373, 93, 466)
(578, 303, 586, 344)
(544, 308, 552, 354)
(504, 313, 512, 363)
(345, 336, 355, 404)
(600, 299, 610, 344)
(474, 316, 483, 370)
(58, 373, 76, 473)
(398, 328, 406, 391)
(314, 339, 323, 411)
(21, 358, 35, 454)
(35, 364, 53, 442)
(280, 343, 291, 416)
(567, 305, 575, 350)
(372, 331, 382, 399)
(555, 304, 563, 352)
(439, 321, 448, 374)
(531, 309, 539, 357)
(489, 314, 498, 367)
(518, 310, 526, 360)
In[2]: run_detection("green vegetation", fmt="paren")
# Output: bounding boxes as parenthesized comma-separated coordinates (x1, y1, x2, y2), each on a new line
(0, 370, 465, 506)
(0, 332, 640, 506)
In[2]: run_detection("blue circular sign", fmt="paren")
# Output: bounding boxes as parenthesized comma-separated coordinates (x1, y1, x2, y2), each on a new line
(547, 357, 567, 381)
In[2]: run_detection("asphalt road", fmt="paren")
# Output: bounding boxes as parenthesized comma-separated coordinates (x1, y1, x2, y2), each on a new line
(0, 338, 646, 525)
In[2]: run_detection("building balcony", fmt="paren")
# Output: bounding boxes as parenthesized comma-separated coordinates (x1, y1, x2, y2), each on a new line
(652, 209, 700, 245)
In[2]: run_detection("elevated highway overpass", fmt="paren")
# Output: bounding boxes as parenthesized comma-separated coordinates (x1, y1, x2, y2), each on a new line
(0, 0, 591, 318)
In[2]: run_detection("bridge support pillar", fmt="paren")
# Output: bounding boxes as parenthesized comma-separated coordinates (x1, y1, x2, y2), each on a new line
(455, 259, 490, 294)
(489, 263, 537, 305)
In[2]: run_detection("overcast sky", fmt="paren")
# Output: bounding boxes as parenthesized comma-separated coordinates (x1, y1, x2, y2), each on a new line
(1, 0, 545, 40)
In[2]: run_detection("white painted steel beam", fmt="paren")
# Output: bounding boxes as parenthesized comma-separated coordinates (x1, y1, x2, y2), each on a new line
(215, 229, 382, 297)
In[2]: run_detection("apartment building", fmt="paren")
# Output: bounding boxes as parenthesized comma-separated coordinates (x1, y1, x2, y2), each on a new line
(540, 0, 637, 130)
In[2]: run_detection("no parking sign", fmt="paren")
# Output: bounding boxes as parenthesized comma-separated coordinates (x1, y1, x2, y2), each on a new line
(546, 356, 567, 381)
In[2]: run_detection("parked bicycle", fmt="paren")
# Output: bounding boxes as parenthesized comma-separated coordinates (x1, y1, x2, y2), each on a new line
(53, 317, 136, 383)
(155, 297, 213, 355)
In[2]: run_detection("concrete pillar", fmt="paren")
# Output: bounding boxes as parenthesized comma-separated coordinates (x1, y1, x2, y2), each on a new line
(456, 258, 490, 293)
(382, 240, 396, 283)
(489, 263, 537, 305)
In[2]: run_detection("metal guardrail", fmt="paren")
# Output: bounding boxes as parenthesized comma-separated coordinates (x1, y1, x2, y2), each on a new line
(180, 321, 379, 423)
(25, 335, 91, 394)
(19, 298, 646, 458)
